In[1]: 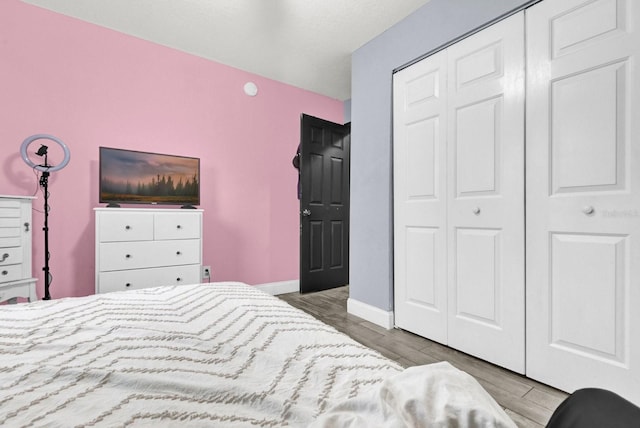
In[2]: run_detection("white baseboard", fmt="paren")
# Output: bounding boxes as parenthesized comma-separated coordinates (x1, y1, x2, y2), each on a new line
(255, 280, 299, 295)
(256, 282, 394, 330)
(347, 298, 395, 330)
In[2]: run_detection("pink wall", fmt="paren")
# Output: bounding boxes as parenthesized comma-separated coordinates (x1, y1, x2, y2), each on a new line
(0, 0, 343, 298)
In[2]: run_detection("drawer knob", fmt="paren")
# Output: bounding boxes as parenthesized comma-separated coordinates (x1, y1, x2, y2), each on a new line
(125, 283, 131, 287)
(176, 251, 182, 255)
(176, 277, 182, 282)
(1, 253, 8, 263)
(1, 270, 7, 276)
(473, 207, 481, 215)
(125, 254, 131, 259)
(125, 225, 131, 230)
(24, 222, 30, 232)
(177, 225, 182, 229)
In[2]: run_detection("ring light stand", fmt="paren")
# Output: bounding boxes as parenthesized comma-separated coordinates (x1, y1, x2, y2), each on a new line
(20, 134, 71, 300)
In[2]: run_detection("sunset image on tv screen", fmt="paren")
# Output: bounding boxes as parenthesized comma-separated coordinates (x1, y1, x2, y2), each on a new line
(99, 147, 200, 205)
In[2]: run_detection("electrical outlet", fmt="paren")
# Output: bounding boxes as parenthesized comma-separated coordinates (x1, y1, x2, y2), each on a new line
(202, 265, 211, 279)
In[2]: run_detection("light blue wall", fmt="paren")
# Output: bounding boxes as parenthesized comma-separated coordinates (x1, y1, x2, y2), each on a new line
(344, 98, 351, 123)
(350, 0, 536, 311)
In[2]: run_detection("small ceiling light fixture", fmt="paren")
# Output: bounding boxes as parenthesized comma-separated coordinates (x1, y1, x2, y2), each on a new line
(243, 81, 258, 97)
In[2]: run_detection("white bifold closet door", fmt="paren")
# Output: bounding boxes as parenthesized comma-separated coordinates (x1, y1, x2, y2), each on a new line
(393, 48, 448, 345)
(393, 12, 525, 373)
(526, 0, 640, 404)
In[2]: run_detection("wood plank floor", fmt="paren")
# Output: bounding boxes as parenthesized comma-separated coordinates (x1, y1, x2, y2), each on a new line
(278, 286, 568, 428)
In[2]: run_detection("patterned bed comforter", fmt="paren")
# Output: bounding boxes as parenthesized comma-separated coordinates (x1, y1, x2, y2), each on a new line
(0, 282, 403, 427)
(1, 282, 517, 428)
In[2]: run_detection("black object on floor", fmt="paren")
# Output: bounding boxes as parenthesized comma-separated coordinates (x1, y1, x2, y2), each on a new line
(546, 388, 640, 428)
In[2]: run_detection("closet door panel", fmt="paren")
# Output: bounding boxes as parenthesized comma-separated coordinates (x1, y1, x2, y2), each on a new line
(551, 61, 626, 192)
(405, 227, 438, 305)
(454, 228, 501, 325)
(455, 98, 500, 195)
(550, 233, 627, 362)
(393, 50, 448, 344)
(447, 12, 525, 373)
(527, 0, 640, 404)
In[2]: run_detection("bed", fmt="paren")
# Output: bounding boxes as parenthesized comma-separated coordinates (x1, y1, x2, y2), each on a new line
(0, 282, 516, 427)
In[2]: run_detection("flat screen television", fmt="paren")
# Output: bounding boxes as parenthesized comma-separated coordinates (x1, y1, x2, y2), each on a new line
(99, 147, 200, 207)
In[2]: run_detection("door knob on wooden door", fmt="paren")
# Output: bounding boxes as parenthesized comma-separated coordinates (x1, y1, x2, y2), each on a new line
(302, 209, 311, 217)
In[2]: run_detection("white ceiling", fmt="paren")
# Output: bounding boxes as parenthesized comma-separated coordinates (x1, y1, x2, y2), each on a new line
(22, 0, 432, 100)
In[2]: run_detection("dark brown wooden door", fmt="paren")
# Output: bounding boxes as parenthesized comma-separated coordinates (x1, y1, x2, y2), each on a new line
(299, 114, 350, 293)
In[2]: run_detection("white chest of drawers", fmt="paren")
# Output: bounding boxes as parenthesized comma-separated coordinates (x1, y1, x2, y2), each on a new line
(0, 195, 37, 302)
(95, 208, 203, 294)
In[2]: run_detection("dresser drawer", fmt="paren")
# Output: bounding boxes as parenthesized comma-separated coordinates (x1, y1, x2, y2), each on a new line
(0, 226, 20, 239)
(0, 218, 20, 228)
(0, 247, 23, 267)
(155, 212, 200, 240)
(99, 239, 200, 272)
(98, 212, 154, 242)
(98, 265, 201, 293)
(0, 204, 20, 217)
(0, 264, 23, 284)
(0, 237, 21, 247)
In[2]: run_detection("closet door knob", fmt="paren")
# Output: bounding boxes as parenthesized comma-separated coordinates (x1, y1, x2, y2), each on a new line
(582, 205, 595, 215)
(24, 222, 30, 232)
(472, 207, 481, 215)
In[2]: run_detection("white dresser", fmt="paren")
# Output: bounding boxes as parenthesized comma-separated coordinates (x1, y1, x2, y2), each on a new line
(95, 208, 203, 294)
(0, 195, 37, 302)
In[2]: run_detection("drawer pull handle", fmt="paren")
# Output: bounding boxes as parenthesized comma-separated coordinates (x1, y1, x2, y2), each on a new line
(24, 222, 30, 232)
(125, 225, 131, 230)
(176, 251, 182, 255)
(125, 254, 131, 259)
(125, 283, 131, 287)
(177, 225, 182, 229)
(1, 253, 8, 262)
(1, 270, 7, 276)
(176, 277, 182, 282)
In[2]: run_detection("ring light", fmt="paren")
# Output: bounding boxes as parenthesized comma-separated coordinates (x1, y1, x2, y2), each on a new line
(20, 134, 71, 172)
(19, 133, 71, 301)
